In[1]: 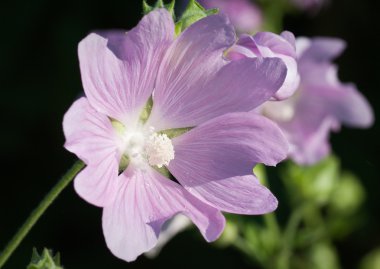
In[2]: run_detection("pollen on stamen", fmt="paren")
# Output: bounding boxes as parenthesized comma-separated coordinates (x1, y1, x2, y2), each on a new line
(145, 132, 175, 168)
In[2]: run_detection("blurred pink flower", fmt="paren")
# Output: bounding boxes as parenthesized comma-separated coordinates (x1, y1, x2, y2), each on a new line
(198, 0, 263, 33)
(290, 0, 328, 12)
(63, 9, 289, 261)
(261, 37, 374, 165)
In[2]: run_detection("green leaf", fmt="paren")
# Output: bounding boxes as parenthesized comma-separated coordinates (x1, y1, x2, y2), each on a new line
(27, 248, 63, 269)
(176, 0, 218, 32)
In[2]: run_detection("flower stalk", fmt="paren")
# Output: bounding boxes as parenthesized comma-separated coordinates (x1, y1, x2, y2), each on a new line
(0, 160, 85, 268)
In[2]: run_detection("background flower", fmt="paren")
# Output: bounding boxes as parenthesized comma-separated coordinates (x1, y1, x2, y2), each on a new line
(197, 0, 263, 33)
(261, 37, 373, 165)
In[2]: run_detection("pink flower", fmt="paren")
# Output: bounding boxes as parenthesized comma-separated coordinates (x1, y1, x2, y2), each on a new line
(227, 31, 300, 100)
(63, 9, 289, 261)
(261, 37, 374, 165)
(198, 0, 263, 33)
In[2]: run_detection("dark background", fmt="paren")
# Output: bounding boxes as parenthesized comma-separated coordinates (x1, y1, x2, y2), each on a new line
(0, 0, 379, 268)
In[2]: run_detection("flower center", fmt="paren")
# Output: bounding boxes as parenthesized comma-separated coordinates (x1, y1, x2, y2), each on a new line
(120, 126, 175, 169)
(145, 132, 175, 168)
(125, 132, 145, 159)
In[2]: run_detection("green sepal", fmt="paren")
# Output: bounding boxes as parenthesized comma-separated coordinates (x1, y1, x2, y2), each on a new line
(155, 0, 164, 7)
(153, 165, 172, 178)
(165, 0, 175, 15)
(139, 96, 153, 124)
(110, 118, 126, 134)
(27, 248, 63, 269)
(159, 127, 193, 139)
(176, 0, 218, 32)
(143, 0, 218, 34)
(175, 20, 183, 36)
(119, 155, 130, 175)
(142, 0, 176, 18)
(142, 0, 154, 14)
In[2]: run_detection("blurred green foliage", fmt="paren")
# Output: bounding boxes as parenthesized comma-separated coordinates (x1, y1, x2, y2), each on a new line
(360, 248, 380, 269)
(215, 157, 368, 269)
(0, 0, 378, 268)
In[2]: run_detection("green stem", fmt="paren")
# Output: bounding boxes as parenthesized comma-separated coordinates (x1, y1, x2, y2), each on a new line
(0, 160, 85, 268)
(255, 166, 281, 239)
(232, 237, 266, 268)
(277, 206, 304, 269)
(264, 213, 281, 239)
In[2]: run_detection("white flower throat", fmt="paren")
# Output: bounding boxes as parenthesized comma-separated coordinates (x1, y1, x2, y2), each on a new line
(261, 90, 300, 122)
(118, 124, 175, 169)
